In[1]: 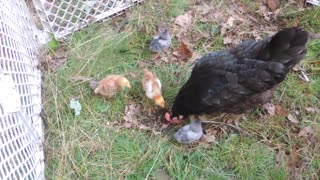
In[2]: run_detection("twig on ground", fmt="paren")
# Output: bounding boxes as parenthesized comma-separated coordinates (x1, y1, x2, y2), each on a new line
(202, 119, 251, 136)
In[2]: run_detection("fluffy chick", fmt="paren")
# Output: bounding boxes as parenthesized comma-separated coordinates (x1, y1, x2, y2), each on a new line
(142, 69, 165, 108)
(149, 22, 171, 53)
(174, 119, 203, 144)
(94, 75, 131, 98)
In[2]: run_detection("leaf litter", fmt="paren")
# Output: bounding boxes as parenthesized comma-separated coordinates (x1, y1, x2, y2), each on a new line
(172, 42, 193, 62)
(154, 0, 296, 65)
(38, 45, 69, 72)
(105, 102, 169, 134)
(263, 103, 289, 117)
(298, 126, 313, 137)
(287, 113, 299, 124)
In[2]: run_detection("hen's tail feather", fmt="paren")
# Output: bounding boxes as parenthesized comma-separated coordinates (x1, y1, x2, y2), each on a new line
(258, 27, 309, 69)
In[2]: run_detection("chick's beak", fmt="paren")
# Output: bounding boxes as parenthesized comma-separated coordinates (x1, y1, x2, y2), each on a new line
(154, 96, 165, 108)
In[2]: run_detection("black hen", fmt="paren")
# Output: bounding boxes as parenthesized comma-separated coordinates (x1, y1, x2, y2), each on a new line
(171, 27, 309, 118)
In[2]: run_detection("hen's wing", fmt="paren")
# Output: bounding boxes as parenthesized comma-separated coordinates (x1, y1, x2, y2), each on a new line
(172, 52, 285, 116)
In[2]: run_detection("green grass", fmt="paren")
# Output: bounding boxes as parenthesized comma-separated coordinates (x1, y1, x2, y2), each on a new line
(43, 0, 320, 179)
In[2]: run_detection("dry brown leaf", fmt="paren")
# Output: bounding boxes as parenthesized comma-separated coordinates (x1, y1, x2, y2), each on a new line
(305, 107, 320, 113)
(70, 75, 91, 82)
(226, 17, 236, 27)
(124, 104, 141, 122)
(257, 5, 271, 21)
(174, 11, 193, 30)
(298, 126, 313, 137)
(292, 64, 304, 71)
(275, 104, 289, 117)
(263, 102, 275, 116)
(266, 0, 279, 11)
(203, 134, 216, 143)
(172, 42, 193, 62)
(287, 113, 299, 124)
(223, 37, 233, 45)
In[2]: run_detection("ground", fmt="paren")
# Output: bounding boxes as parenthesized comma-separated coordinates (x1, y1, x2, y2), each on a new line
(41, 0, 320, 179)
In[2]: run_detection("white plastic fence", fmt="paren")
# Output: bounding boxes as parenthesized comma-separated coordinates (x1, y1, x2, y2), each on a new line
(0, 0, 44, 179)
(33, 0, 143, 39)
(1, 0, 142, 179)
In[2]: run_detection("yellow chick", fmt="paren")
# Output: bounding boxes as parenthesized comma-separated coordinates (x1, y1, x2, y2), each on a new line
(142, 69, 165, 108)
(94, 75, 131, 98)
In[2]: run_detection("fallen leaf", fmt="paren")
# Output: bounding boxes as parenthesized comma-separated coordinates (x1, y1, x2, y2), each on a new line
(69, 98, 82, 116)
(263, 102, 275, 116)
(223, 37, 233, 45)
(226, 17, 236, 27)
(203, 134, 216, 143)
(124, 104, 141, 122)
(160, 55, 169, 63)
(275, 104, 289, 117)
(257, 5, 271, 21)
(287, 113, 299, 124)
(266, 0, 279, 11)
(70, 75, 91, 82)
(292, 64, 304, 71)
(305, 107, 320, 113)
(172, 42, 193, 62)
(174, 11, 193, 30)
(298, 126, 313, 137)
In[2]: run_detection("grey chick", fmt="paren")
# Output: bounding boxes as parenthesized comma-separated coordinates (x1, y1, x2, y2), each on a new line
(174, 119, 203, 144)
(149, 23, 171, 53)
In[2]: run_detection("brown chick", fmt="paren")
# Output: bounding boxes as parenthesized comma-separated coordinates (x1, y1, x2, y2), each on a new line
(142, 69, 165, 108)
(94, 75, 131, 98)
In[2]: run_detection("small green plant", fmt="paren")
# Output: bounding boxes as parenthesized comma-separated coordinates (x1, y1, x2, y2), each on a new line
(46, 36, 60, 52)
